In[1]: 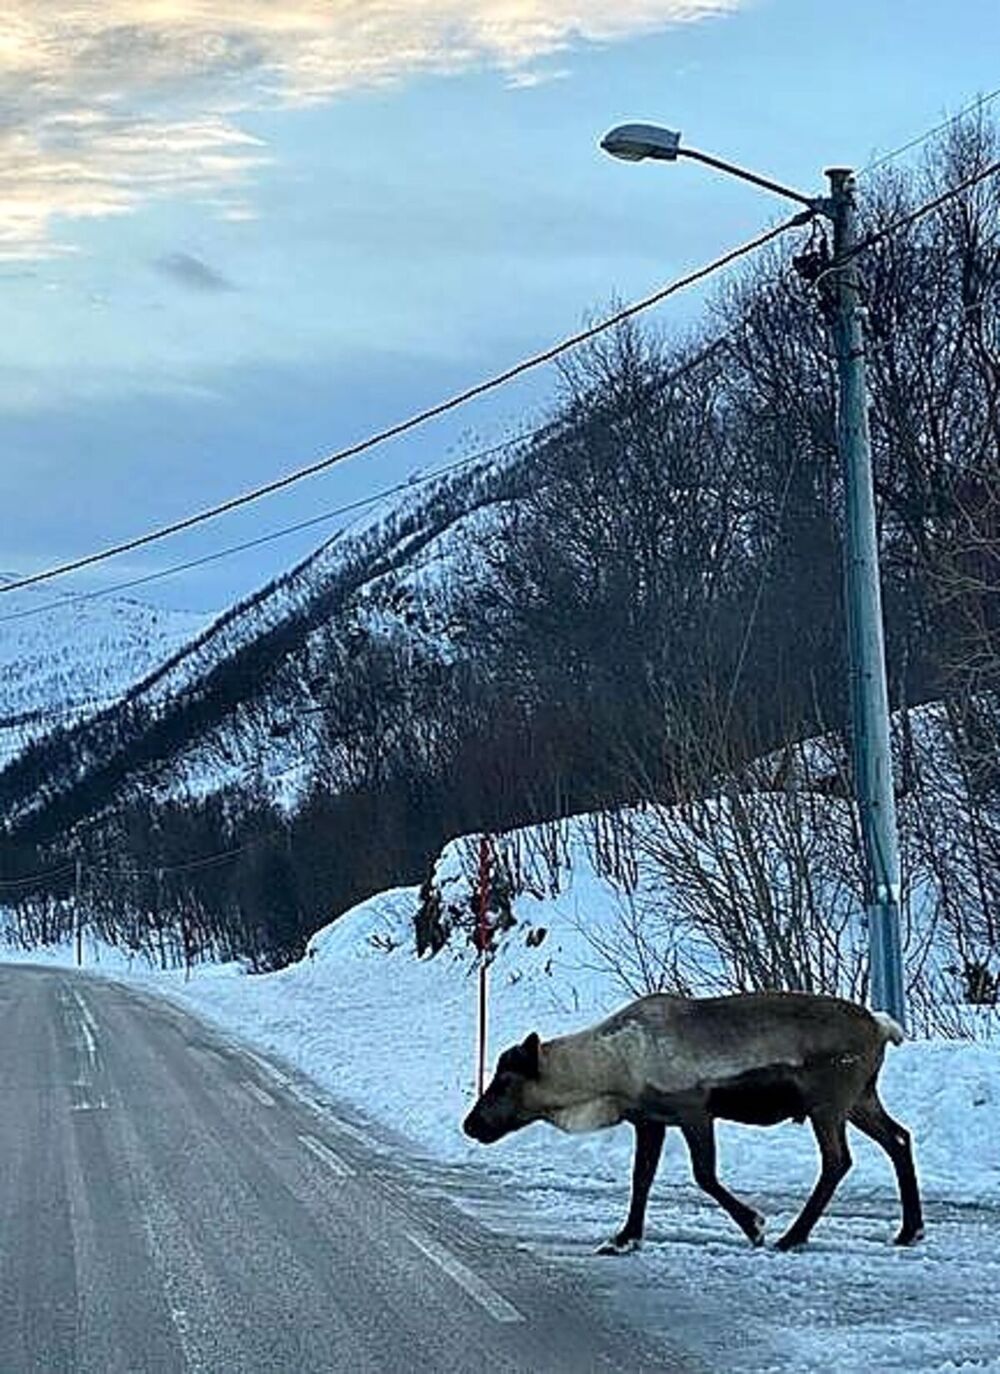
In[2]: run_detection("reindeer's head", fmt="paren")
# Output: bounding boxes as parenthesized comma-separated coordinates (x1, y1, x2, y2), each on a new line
(463, 1032, 541, 1144)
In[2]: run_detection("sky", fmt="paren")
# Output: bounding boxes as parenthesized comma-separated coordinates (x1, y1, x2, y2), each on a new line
(1, 0, 998, 617)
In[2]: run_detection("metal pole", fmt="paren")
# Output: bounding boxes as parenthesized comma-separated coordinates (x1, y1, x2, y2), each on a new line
(826, 167, 906, 1026)
(679, 147, 818, 208)
(74, 857, 83, 968)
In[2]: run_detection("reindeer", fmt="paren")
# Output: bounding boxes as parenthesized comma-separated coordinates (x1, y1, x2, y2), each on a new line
(463, 991, 923, 1252)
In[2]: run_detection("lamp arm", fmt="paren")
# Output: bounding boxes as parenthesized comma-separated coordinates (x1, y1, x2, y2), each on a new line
(678, 147, 819, 210)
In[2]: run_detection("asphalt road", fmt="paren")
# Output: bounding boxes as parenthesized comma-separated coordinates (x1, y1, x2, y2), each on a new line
(0, 966, 686, 1373)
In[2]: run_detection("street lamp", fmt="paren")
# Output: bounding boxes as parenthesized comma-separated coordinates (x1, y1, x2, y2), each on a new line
(601, 124, 819, 209)
(602, 123, 906, 1027)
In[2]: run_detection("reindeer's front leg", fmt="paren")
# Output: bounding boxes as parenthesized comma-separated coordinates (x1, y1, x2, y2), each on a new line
(597, 1119, 666, 1255)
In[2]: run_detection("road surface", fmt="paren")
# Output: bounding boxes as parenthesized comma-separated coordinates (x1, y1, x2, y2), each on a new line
(0, 966, 686, 1373)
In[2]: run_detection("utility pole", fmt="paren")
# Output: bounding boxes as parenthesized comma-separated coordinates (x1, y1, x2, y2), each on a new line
(600, 127, 908, 1026)
(74, 856, 83, 968)
(826, 168, 906, 1026)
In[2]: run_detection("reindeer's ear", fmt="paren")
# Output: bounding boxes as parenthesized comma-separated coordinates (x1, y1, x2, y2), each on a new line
(519, 1031, 540, 1078)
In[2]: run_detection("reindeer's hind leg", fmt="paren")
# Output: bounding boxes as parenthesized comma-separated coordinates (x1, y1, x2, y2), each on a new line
(680, 1116, 766, 1246)
(775, 1109, 851, 1250)
(598, 1119, 666, 1255)
(849, 1087, 924, 1245)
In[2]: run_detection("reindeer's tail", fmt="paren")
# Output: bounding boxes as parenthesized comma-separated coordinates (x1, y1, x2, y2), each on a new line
(873, 1010, 906, 1046)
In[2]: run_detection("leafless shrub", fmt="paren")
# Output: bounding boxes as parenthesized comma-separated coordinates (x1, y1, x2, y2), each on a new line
(901, 697, 1000, 1020)
(634, 777, 869, 999)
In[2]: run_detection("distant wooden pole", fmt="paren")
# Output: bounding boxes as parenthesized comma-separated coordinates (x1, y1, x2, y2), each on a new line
(74, 857, 82, 968)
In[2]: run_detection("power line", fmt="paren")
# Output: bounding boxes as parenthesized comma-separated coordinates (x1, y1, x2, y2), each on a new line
(1, 330, 734, 723)
(0, 443, 520, 629)
(1, 339, 734, 744)
(860, 87, 1000, 178)
(4, 167, 995, 672)
(849, 158, 1000, 258)
(89, 830, 289, 879)
(0, 212, 811, 600)
(0, 332, 733, 634)
(3, 107, 997, 614)
(0, 828, 288, 891)
(0, 862, 76, 892)
(0, 342, 743, 879)
(0, 835, 276, 891)
(6, 149, 995, 713)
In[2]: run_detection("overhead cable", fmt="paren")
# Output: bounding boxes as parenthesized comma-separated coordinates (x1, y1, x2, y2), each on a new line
(0, 862, 76, 891)
(849, 158, 1000, 258)
(0, 212, 811, 598)
(0, 444, 517, 628)
(860, 87, 1000, 178)
(0, 332, 734, 628)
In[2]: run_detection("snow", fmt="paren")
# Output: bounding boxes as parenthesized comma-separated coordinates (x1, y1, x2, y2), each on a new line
(5, 852, 999, 1372)
(0, 592, 208, 768)
(0, 455, 519, 813)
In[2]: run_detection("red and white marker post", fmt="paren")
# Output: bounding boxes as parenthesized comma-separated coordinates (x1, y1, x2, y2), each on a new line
(475, 834, 493, 1098)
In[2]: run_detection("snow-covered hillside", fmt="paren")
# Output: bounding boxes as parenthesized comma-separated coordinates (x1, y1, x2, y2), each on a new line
(143, 463, 519, 810)
(0, 591, 210, 768)
(0, 448, 522, 822)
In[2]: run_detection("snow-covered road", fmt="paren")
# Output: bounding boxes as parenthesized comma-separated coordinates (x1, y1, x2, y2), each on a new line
(0, 965, 684, 1373)
(460, 1173, 1000, 1372)
(5, 875, 999, 1372)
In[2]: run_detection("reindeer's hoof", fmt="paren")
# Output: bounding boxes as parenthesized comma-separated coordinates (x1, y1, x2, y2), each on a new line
(596, 1235, 641, 1256)
(774, 1231, 807, 1253)
(748, 1212, 766, 1247)
(894, 1224, 925, 1247)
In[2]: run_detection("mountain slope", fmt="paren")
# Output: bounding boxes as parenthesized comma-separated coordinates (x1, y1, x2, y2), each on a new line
(0, 592, 210, 770)
(0, 440, 535, 843)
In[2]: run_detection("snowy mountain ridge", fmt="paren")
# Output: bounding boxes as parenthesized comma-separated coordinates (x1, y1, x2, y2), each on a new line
(0, 591, 210, 770)
(0, 444, 527, 831)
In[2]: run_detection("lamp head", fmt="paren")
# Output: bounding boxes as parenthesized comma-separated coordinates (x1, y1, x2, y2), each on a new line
(600, 123, 682, 163)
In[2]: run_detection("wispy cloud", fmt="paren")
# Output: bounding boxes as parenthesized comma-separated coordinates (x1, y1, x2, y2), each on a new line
(1, 2, 741, 259)
(155, 251, 237, 293)
(504, 67, 572, 90)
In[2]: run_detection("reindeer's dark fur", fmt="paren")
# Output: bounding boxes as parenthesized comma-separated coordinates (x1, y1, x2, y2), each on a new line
(463, 991, 924, 1252)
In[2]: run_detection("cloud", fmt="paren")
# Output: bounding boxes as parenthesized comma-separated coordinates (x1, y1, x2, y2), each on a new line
(1, 1, 742, 259)
(0, 112, 267, 260)
(155, 251, 237, 293)
(504, 67, 572, 89)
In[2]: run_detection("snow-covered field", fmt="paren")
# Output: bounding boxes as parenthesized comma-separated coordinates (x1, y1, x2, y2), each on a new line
(6, 859, 999, 1373)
